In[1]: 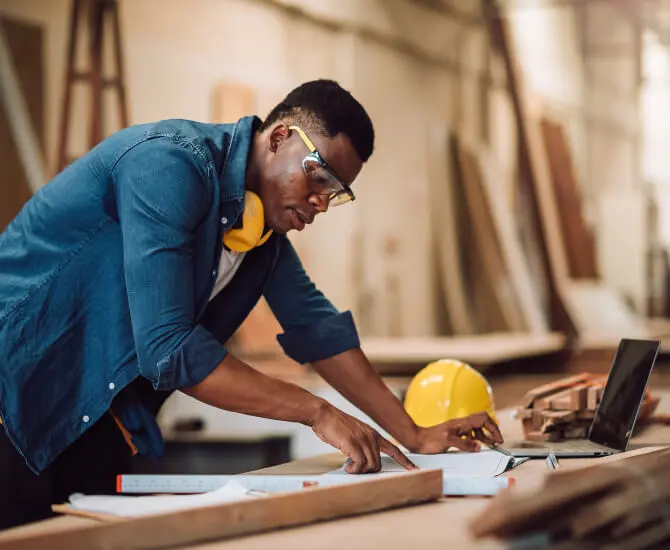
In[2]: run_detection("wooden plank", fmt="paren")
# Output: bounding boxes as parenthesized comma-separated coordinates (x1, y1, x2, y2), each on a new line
(427, 123, 476, 335)
(484, 1, 572, 333)
(539, 118, 598, 280)
(477, 148, 549, 334)
(454, 136, 527, 332)
(212, 82, 255, 123)
(0, 17, 44, 231)
(459, 137, 551, 333)
(1, 469, 443, 550)
(361, 332, 566, 373)
(484, 3, 655, 342)
(0, 19, 46, 193)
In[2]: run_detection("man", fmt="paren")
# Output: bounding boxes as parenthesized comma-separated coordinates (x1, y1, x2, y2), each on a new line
(0, 79, 502, 528)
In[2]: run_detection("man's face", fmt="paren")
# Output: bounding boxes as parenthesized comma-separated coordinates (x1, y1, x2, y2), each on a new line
(258, 124, 363, 234)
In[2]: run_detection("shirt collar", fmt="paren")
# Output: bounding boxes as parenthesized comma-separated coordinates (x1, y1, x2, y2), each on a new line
(219, 115, 262, 202)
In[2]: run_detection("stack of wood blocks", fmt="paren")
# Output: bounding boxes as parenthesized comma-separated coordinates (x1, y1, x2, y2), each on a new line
(515, 373, 658, 442)
(469, 448, 670, 549)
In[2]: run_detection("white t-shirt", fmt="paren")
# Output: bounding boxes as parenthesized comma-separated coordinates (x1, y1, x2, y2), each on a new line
(209, 249, 247, 301)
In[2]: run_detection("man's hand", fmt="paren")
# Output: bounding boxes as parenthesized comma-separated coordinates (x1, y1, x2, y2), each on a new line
(309, 402, 417, 474)
(407, 412, 504, 454)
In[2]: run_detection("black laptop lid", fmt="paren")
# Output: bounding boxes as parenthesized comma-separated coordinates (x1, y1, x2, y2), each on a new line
(588, 338, 660, 451)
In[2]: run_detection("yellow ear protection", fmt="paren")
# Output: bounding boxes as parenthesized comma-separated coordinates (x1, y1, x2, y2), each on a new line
(223, 191, 273, 252)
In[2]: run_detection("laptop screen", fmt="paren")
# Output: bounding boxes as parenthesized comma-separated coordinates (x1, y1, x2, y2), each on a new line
(588, 338, 660, 451)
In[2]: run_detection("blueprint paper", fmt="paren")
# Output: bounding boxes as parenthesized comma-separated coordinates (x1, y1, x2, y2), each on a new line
(326, 450, 526, 477)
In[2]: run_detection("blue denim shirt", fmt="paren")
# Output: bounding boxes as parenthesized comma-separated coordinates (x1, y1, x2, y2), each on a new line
(0, 115, 360, 473)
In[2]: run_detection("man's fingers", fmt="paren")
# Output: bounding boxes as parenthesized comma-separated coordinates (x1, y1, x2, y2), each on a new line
(364, 432, 381, 473)
(344, 443, 368, 474)
(482, 414, 504, 443)
(452, 437, 481, 452)
(356, 431, 380, 473)
(379, 437, 418, 470)
(472, 427, 495, 445)
(459, 413, 504, 444)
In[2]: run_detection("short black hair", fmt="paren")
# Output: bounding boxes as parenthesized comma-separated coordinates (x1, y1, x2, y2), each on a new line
(260, 79, 374, 162)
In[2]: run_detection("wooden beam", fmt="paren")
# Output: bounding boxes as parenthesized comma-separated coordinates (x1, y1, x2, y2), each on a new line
(0, 20, 46, 193)
(0, 469, 442, 550)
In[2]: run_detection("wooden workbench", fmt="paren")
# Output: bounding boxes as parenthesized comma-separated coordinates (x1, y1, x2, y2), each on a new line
(3, 403, 670, 549)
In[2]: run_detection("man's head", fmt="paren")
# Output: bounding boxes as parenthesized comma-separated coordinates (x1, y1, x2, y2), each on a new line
(250, 79, 374, 234)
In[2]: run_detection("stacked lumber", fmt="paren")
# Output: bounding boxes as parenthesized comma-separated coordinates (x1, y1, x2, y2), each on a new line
(515, 373, 659, 442)
(469, 448, 670, 549)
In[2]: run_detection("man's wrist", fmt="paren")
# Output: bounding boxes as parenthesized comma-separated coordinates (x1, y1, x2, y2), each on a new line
(398, 423, 424, 452)
(302, 394, 330, 427)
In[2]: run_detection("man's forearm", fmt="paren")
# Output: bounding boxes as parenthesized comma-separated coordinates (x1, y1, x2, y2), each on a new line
(311, 348, 420, 450)
(182, 353, 326, 425)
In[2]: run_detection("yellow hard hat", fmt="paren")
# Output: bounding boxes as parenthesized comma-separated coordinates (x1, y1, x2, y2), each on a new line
(404, 359, 496, 427)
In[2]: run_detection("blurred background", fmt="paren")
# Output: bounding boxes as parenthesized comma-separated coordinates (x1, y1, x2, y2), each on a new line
(3, 0, 670, 472)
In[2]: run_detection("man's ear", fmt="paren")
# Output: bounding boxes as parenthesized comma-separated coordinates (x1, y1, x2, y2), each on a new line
(269, 123, 290, 153)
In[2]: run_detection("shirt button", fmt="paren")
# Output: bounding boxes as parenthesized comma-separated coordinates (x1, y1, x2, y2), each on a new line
(82, 415, 90, 423)
(212, 270, 217, 278)
(108, 382, 115, 390)
(220, 217, 228, 224)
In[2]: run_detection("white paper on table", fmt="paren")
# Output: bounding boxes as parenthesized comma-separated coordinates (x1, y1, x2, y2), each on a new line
(326, 450, 526, 477)
(67, 480, 266, 518)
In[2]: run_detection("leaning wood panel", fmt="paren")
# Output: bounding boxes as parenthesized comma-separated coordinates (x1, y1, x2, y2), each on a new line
(477, 148, 549, 333)
(484, 0, 573, 333)
(0, 469, 442, 550)
(455, 136, 528, 332)
(540, 117, 598, 280)
(0, 17, 44, 229)
(427, 123, 476, 335)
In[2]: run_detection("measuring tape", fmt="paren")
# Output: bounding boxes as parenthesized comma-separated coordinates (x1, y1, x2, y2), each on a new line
(116, 474, 372, 494)
(116, 473, 513, 496)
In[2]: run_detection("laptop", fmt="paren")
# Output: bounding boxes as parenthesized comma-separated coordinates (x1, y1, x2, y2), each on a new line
(504, 338, 661, 458)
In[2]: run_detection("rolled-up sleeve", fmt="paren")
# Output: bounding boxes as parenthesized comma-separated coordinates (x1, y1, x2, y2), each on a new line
(113, 139, 227, 390)
(264, 237, 360, 364)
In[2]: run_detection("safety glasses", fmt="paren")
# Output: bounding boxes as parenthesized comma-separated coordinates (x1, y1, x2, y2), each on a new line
(289, 125, 355, 207)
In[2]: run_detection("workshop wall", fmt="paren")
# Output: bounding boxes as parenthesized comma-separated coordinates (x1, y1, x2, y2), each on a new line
(0, 0, 656, 334)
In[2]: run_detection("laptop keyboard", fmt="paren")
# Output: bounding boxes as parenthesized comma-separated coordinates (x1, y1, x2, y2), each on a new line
(554, 441, 612, 452)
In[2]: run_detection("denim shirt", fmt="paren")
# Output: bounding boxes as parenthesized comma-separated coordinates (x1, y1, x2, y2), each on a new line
(0, 115, 360, 473)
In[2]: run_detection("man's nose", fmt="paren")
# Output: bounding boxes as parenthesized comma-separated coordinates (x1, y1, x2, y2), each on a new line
(309, 194, 329, 214)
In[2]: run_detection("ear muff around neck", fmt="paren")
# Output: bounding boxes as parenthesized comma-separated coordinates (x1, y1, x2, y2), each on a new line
(223, 191, 273, 252)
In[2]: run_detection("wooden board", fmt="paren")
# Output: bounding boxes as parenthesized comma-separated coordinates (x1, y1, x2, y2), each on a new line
(0, 469, 442, 550)
(539, 117, 598, 280)
(212, 82, 255, 124)
(484, 4, 658, 343)
(7, 396, 670, 550)
(0, 17, 44, 230)
(360, 332, 566, 373)
(427, 123, 476, 335)
(455, 136, 530, 332)
(477, 148, 549, 334)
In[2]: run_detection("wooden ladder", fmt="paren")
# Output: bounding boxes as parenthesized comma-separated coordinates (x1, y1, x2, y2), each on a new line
(57, 0, 129, 173)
